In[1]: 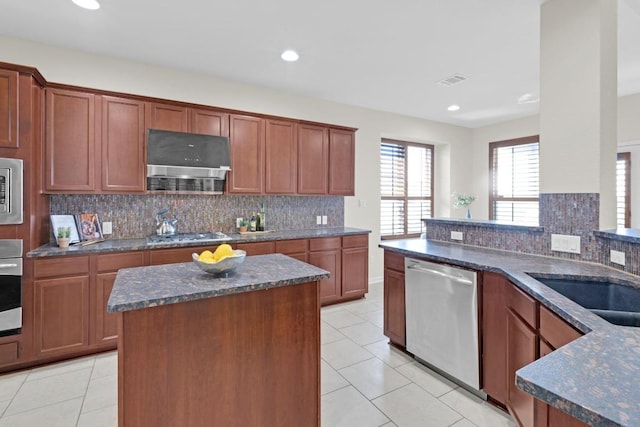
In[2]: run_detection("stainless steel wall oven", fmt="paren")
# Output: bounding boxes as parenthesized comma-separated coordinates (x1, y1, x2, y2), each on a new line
(0, 240, 22, 337)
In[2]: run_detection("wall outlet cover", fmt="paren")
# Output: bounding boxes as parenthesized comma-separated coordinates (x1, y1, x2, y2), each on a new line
(102, 222, 113, 235)
(316, 216, 322, 225)
(451, 231, 463, 241)
(322, 215, 328, 225)
(236, 218, 243, 228)
(611, 250, 626, 266)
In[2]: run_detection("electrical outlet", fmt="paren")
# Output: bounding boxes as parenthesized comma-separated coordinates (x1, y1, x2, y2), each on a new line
(236, 217, 243, 228)
(322, 215, 328, 225)
(102, 222, 113, 235)
(451, 231, 463, 241)
(316, 216, 322, 225)
(551, 234, 581, 254)
(611, 250, 626, 266)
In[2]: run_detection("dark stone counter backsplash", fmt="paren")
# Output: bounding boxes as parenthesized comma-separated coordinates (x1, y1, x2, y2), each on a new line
(50, 194, 344, 240)
(426, 193, 640, 276)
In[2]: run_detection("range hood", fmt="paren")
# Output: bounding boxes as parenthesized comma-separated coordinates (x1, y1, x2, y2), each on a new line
(146, 129, 231, 194)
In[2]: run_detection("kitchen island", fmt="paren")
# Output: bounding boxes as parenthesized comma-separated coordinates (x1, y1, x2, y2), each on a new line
(107, 253, 329, 427)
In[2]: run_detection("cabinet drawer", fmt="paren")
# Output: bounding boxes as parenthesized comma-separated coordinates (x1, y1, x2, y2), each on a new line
(0, 341, 18, 366)
(384, 251, 405, 272)
(97, 252, 146, 273)
(275, 239, 308, 254)
(309, 237, 341, 251)
(150, 246, 215, 265)
(236, 241, 275, 256)
(539, 305, 583, 349)
(34, 256, 90, 278)
(506, 283, 537, 328)
(342, 234, 368, 249)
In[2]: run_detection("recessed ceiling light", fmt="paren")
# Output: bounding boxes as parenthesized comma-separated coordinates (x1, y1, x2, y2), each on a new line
(72, 0, 100, 10)
(447, 104, 461, 112)
(281, 50, 299, 62)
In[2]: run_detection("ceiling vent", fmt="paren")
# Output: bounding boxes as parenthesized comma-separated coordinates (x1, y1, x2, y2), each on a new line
(437, 74, 468, 87)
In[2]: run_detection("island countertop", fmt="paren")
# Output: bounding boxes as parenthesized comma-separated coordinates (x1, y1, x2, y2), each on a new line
(107, 253, 330, 313)
(379, 238, 640, 427)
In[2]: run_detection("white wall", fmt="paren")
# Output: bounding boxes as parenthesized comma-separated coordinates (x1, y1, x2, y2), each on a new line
(0, 35, 473, 283)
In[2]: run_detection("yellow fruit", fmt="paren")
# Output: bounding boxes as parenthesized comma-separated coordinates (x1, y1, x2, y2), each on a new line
(198, 250, 214, 262)
(213, 244, 234, 260)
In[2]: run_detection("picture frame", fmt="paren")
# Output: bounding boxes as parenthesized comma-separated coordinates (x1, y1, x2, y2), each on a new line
(76, 213, 103, 241)
(50, 215, 81, 244)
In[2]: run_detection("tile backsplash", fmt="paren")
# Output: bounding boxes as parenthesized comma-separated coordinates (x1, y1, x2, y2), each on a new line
(50, 194, 344, 240)
(425, 193, 640, 276)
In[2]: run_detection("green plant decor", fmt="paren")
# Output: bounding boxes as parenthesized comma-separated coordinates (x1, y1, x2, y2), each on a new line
(57, 226, 71, 238)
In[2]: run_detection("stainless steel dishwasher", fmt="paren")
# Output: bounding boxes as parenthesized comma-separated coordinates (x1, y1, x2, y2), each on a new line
(404, 257, 480, 392)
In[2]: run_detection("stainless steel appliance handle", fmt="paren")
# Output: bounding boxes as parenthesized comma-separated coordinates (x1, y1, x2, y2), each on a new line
(0, 263, 18, 269)
(406, 264, 473, 285)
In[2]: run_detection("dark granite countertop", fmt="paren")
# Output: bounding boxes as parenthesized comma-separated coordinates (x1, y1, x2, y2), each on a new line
(423, 217, 544, 232)
(27, 227, 371, 258)
(379, 238, 640, 427)
(595, 228, 640, 244)
(107, 253, 330, 313)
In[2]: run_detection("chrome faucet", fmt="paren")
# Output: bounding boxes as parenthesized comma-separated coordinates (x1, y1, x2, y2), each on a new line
(155, 208, 178, 236)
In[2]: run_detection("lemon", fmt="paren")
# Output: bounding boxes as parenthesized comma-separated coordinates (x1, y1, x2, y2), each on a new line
(213, 244, 234, 261)
(197, 250, 214, 262)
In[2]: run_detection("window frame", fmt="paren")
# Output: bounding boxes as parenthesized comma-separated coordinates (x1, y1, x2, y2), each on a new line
(380, 138, 434, 240)
(488, 135, 540, 222)
(617, 152, 631, 228)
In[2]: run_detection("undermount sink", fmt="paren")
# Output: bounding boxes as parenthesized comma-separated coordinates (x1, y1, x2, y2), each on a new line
(531, 276, 640, 327)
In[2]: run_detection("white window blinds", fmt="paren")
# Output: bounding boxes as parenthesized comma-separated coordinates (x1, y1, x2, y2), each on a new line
(380, 140, 433, 238)
(616, 152, 631, 228)
(489, 137, 539, 225)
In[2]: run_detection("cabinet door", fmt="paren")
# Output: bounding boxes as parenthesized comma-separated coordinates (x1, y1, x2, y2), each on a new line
(146, 102, 188, 132)
(34, 276, 90, 357)
(383, 268, 406, 347)
(95, 272, 119, 345)
(235, 241, 275, 256)
(309, 249, 341, 304)
(101, 96, 146, 192)
(506, 308, 537, 427)
(191, 108, 228, 136)
(328, 128, 355, 195)
(298, 124, 328, 194)
(482, 271, 508, 405)
(342, 247, 368, 297)
(228, 114, 264, 193)
(45, 88, 96, 191)
(265, 119, 297, 194)
(0, 69, 18, 148)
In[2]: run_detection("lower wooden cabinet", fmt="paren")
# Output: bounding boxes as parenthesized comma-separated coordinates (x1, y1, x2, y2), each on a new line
(481, 271, 508, 405)
(34, 275, 90, 358)
(506, 307, 537, 427)
(341, 235, 368, 298)
(309, 245, 341, 304)
(383, 267, 405, 347)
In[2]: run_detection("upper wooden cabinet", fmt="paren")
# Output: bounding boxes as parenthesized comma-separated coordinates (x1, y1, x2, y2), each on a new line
(190, 108, 228, 136)
(298, 124, 356, 196)
(45, 88, 147, 193)
(227, 114, 265, 194)
(0, 69, 18, 148)
(101, 96, 146, 192)
(298, 124, 329, 194)
(145, 102, 188, 132)
(45, 88, 96, 192)
(146, 102, 228, 137)
(329, 128, 355, 195)
(265, 119, 297, 194)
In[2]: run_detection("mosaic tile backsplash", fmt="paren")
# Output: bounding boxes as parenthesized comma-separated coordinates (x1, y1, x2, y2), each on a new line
(50, 194, 344, 240)
(426, 193, 640, 276)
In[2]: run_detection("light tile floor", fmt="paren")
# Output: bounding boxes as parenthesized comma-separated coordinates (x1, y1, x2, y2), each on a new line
(0, 281, 515, 427)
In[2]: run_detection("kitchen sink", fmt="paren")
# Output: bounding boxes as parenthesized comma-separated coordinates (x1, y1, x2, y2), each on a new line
(531, 276, 640, 327)
(147, 232, 231, 245)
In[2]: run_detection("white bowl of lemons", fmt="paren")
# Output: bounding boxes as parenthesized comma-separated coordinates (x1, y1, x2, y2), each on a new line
(192, 244, 246, 275)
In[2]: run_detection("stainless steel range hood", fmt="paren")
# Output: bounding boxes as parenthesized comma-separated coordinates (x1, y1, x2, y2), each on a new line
(146, 129, 231, 194)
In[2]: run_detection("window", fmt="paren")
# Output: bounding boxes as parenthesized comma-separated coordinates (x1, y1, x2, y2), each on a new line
(617, 152, 631, 228)
(380, 139, 434, 239)
(489, 136, 539, 225)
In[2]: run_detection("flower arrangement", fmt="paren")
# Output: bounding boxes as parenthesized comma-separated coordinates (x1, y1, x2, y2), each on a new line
(452, 193, 476, 209)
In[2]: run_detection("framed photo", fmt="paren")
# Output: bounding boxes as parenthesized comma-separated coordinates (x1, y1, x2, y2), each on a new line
(76, 213, 103, 241)
(50, 215, 81, 244)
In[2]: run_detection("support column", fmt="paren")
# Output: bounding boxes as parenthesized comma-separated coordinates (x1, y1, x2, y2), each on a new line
(539, 0, 617, 229)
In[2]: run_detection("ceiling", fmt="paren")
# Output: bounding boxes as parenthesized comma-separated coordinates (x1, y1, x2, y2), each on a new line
(1, 0, 639, 128)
